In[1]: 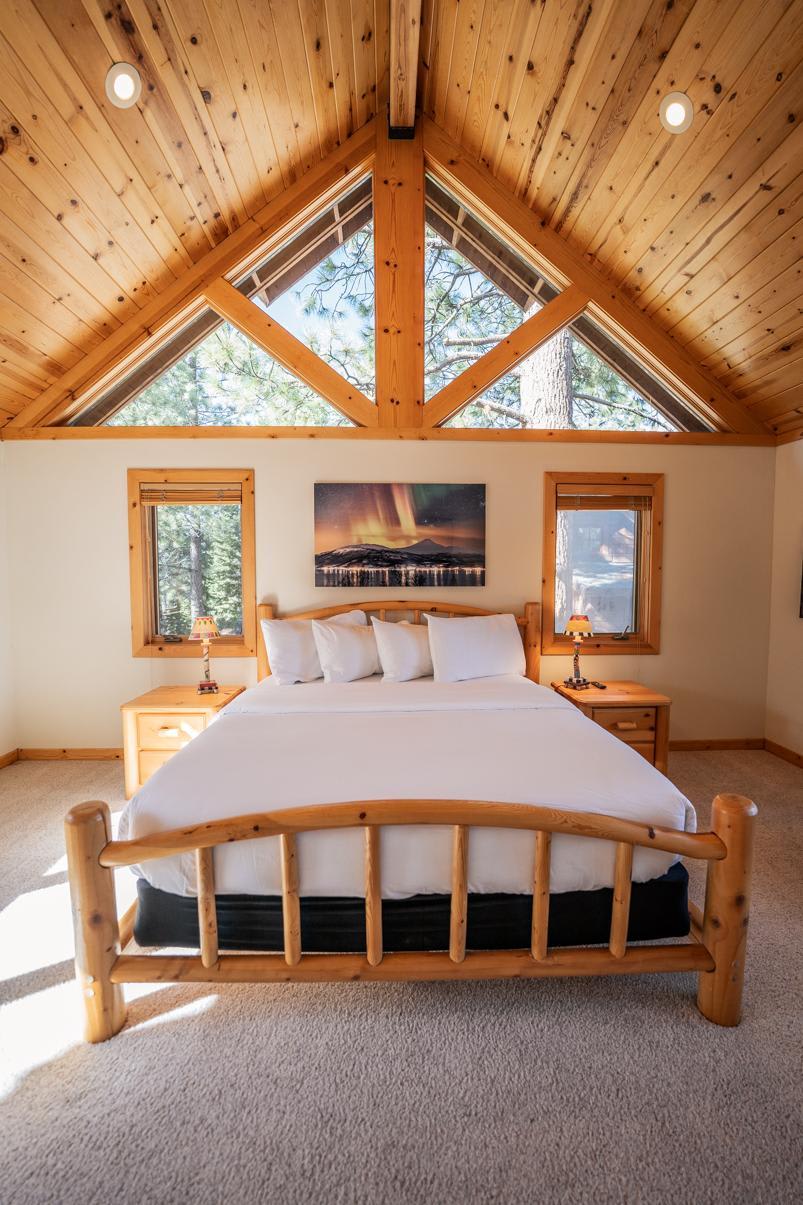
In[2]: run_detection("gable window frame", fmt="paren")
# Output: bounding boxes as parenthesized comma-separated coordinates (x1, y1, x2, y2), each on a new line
(542, 471, 664, 656)
(127, 468, 256, 658)
(72, 175, 375, 429)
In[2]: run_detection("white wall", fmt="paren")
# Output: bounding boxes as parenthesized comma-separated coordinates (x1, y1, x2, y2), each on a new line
(765, 439, 803, 754)
(3, 437, 776, 748)
(0, 445, 16, 753)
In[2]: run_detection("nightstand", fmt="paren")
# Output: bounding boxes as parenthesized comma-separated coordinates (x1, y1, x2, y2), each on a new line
(121, 685, 245, 799)
(551, 680, 671, 775)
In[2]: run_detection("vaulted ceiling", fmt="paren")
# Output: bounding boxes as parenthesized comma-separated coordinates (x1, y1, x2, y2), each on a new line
(0, 0, 800, 437)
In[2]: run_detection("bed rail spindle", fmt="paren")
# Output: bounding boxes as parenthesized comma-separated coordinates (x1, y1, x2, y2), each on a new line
(379, 609, 386, 621)
(195, 846, 219, 968)
(280, 833, 302, 966)
(413, 609, 421, 623)
(449, 825, 469, 963)
(609, 842, 633, 958)
(531, 830, 551, 960)
(364, 827, 383, 966)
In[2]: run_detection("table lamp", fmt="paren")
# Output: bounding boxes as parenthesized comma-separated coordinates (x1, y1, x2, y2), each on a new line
(564, 614, 593, 689)
(189, 616, 220, 695)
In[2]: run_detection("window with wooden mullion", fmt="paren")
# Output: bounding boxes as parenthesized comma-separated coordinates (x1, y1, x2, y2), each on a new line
(128, 469, 256, 658)
(542, 473, 663, 655)
(78, 178, 374, 427)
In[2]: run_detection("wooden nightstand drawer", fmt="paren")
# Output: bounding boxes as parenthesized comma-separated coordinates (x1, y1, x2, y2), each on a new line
(137, 711, 207, 750)
(630, 741, 656, 764)
(138, 749, 175, 785)
(122, 685, 245, 798)
(592, 706, 657, 743)
(551, 682, 670, 777)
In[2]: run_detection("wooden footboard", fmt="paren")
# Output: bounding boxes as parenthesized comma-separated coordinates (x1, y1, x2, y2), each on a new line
(64, 794, 757, 1043)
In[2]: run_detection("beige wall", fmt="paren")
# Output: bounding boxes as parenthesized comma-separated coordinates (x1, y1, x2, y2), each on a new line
(2, 437, 776, 748)
(765, 440, 803, 755)
(0, 446, 15, 753)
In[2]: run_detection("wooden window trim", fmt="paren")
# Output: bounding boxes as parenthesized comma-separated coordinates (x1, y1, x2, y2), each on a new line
(128, 468, 256, 659)
(541, 471, 664, 656)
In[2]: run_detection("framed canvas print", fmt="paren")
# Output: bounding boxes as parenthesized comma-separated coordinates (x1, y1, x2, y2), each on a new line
(314, 483, 486, 587)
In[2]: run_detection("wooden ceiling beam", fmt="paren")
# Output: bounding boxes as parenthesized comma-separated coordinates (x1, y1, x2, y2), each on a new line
(204, 280, 377, 428)
(374, 121, 425, 426)
(389, 0, 422, 134)
(422, 119, 765, 436)
(424, 285, 590, 428)
(8, 124, 376, 428)
(0, 424, 776, 446)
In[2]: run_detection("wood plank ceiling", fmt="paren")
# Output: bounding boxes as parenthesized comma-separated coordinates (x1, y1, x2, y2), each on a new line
(0, 0, 800, 436)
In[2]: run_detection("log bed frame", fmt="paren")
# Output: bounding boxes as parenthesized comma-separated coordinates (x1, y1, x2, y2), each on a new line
(64, 600, 757, 1042)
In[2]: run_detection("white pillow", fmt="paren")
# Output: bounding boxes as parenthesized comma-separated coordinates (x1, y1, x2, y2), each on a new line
(371, 617, 433, 682)
(426, 613, 525, 683)
(312, 619, 380, 684)
(261, 610, 366, 685)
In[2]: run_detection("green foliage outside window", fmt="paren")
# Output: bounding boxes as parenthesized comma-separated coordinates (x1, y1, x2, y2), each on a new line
(108, 325, 349, 427)
(153, 504, 243, 636)
(108, 210, 672, 432)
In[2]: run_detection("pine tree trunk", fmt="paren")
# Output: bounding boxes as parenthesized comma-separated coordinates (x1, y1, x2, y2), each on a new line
(518, 317, 573, 428)
(189, 514, 204, 620)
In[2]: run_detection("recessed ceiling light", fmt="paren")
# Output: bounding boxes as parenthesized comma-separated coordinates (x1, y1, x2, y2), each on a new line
(659, 91, 693, 134)
(105, 62, 142, 109)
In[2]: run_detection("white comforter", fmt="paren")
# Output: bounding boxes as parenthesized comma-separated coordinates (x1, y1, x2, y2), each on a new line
(120, 675, 695, 899)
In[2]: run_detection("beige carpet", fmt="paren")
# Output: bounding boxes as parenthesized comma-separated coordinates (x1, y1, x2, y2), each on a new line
(0, 752, 801, 1205)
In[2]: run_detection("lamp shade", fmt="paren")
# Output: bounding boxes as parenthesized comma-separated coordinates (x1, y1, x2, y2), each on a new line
(189, 616, 220, 641)
(564, 614, 593, 638)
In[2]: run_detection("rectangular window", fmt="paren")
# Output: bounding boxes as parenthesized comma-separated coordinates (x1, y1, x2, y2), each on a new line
(542, 472, 663, 655)
(128, 469, 256, 657)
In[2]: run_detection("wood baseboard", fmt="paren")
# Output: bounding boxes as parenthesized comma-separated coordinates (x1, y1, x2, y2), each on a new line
(3, 740, 798, 772)
(16, 748, 123, 761)
(763, 739, 803, 770)
(669, 739, 765, 752)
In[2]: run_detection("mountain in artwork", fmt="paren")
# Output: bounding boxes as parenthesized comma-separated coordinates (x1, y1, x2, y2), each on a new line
(314, 537, 485, 586)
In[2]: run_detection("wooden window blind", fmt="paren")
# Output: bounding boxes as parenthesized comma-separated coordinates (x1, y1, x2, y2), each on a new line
(139, 482, 244, 506)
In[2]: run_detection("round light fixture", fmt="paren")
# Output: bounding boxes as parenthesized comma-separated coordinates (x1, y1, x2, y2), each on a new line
(105, 62, 142, 109)
(659, 91, 693, 134)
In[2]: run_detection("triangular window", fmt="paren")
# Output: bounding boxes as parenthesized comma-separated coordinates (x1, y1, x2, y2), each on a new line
(424, 177, 558, 401)
(244, 176, 374, 398)
(77, 180, 373, 427)
(105, 319, 352, 427)
(444, 315, 706, 432)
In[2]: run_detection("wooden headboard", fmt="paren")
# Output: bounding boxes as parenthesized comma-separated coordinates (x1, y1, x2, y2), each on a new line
(256, 600, 541, 683)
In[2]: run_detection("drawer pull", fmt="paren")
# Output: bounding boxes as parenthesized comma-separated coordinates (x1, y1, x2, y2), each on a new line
(613, 721, 638, 731)
(158, 726, 180, 738)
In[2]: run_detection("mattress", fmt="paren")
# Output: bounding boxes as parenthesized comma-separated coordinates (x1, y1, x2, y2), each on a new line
(134, 864, 691, 952)
(120, 674, 695, 900)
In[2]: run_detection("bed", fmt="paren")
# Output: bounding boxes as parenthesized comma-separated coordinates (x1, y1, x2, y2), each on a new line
(64, 599, 757, 1042)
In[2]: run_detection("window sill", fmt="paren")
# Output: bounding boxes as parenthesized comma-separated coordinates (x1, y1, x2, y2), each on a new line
(541, 636, 660, 656)
(133, 638, 255, 659)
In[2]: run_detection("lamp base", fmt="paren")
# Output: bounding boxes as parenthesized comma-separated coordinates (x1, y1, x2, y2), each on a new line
(563, 676, 590, 690)
(197, 680, 219, 695)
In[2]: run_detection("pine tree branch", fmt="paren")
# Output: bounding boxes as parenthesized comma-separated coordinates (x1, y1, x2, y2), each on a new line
(470, 398, 525, 424)
(442, 335, 500, 348)
(573, 393, 671, 428)
(427, 353, 477, 375)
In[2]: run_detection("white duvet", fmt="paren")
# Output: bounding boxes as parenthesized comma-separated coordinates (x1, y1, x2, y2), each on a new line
(120, 675, 695, 899)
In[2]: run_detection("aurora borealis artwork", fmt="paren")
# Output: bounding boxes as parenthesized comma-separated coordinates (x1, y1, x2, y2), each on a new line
(314, 483, 486, 587)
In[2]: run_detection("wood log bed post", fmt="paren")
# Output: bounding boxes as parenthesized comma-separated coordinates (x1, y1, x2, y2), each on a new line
(64, 802, 127, 1043)
(524, 601, 541, 682)
(696, 793, 758, 1027)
